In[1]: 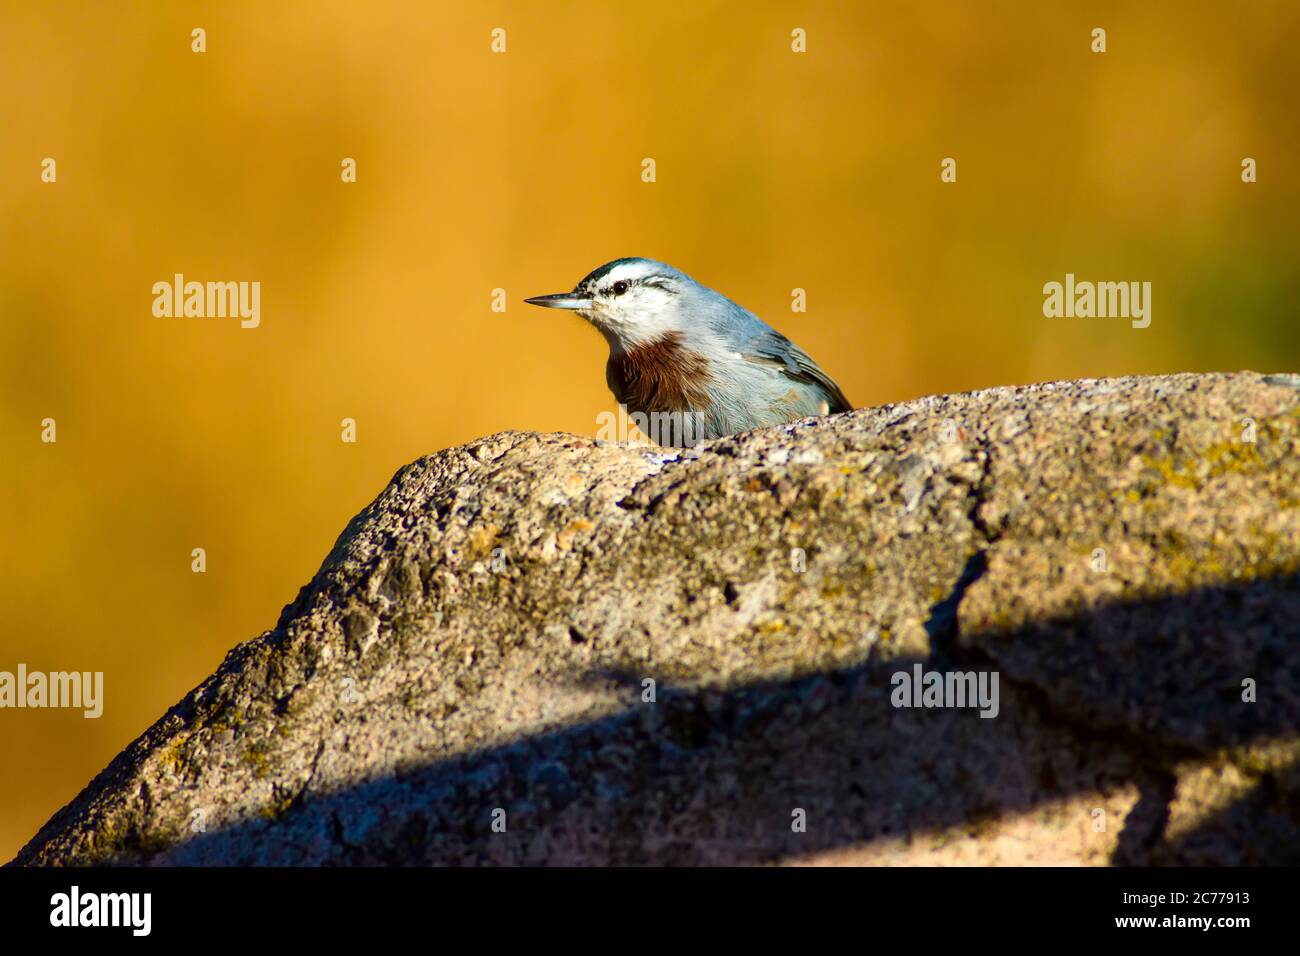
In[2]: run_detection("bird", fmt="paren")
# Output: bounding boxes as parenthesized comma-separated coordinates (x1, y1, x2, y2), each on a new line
(524, 258, 851, 447)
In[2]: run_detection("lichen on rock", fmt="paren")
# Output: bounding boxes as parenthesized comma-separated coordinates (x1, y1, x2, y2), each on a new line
(11, 372, 1300, 866)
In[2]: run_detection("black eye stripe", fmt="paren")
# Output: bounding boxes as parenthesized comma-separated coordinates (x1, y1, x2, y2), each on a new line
(589, 275, 677, 297)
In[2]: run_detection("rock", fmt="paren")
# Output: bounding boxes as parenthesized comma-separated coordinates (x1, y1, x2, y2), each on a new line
(11, 372, 1300, 866)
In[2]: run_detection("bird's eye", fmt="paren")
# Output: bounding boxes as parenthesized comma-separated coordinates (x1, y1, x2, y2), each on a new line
(611, 280, 630, 296)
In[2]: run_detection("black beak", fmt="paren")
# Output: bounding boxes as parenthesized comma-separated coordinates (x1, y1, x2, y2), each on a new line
(524, 292, 592, 310)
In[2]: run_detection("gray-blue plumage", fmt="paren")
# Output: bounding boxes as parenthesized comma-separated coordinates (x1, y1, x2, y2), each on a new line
(525, 257, 851, 444)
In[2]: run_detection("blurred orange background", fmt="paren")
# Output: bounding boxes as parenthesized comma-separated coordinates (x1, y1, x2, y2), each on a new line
(1, 0, 1297, 861)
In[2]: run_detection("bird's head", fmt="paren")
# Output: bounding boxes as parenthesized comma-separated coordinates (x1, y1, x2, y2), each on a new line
(525, 258, 707, 350)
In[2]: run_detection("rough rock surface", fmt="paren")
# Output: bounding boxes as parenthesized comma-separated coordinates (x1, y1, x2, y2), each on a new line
(13, 372, 1300, 866)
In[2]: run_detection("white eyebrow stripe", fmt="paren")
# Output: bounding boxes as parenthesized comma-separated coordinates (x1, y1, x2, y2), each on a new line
(603, 262, 661, 285)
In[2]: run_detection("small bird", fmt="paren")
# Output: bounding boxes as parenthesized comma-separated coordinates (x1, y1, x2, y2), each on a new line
(525, 258, 851, 446)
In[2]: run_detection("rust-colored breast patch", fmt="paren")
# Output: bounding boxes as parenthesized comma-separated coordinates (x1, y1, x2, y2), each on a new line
(607, 331, 713, 413)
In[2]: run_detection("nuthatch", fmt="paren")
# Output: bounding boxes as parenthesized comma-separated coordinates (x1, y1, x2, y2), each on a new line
(525, 258, 851, 446)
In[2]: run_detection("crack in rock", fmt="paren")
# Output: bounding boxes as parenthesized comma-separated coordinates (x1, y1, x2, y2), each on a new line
(10, 372, 1298, 867)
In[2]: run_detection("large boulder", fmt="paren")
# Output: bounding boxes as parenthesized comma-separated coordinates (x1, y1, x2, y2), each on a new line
(12, 372, 1300, 865)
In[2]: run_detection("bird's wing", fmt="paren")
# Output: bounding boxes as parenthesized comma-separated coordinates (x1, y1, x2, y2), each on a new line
(741, 329, 853, 413)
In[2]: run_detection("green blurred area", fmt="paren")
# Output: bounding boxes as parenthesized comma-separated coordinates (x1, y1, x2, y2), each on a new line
(1, 0, 1297, 860)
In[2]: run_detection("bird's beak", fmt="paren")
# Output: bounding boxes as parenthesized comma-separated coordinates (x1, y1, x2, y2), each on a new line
(524, 292, 592, 311)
